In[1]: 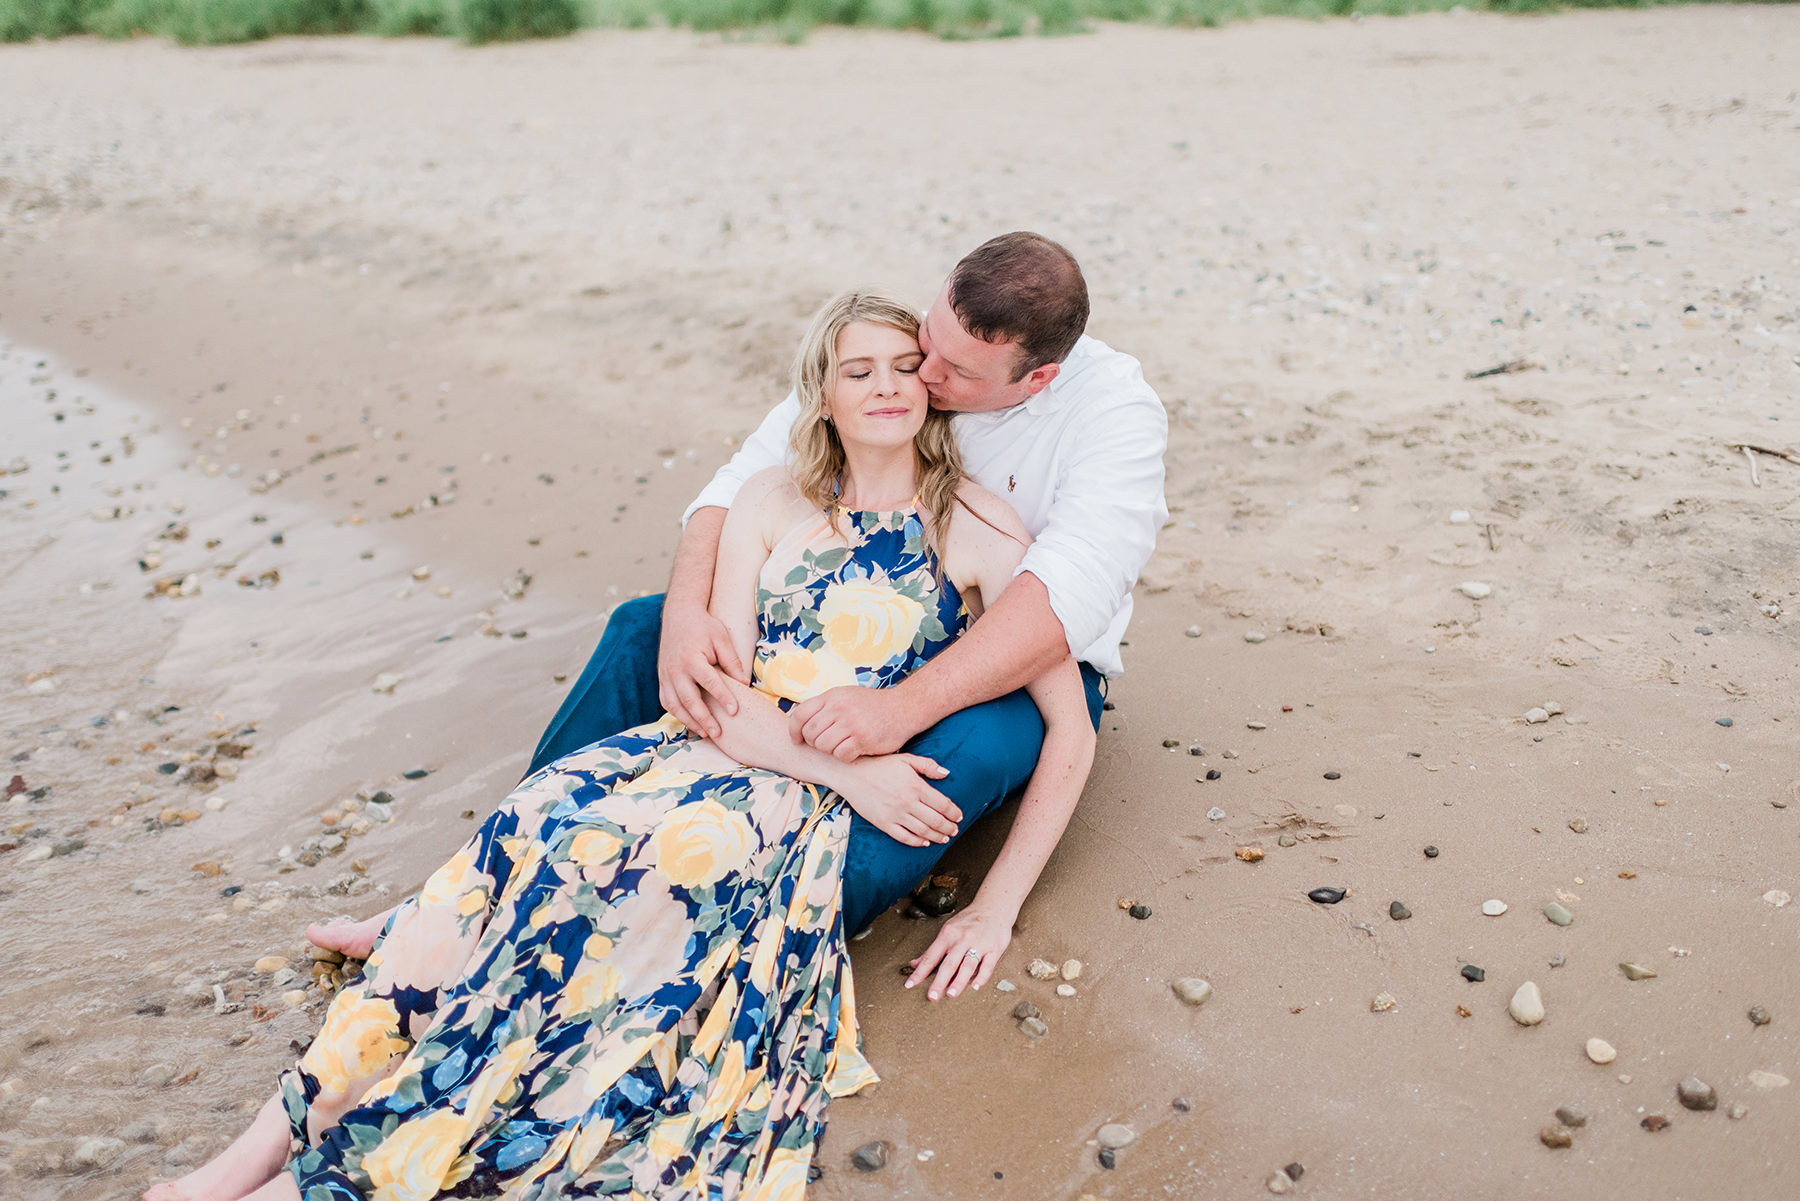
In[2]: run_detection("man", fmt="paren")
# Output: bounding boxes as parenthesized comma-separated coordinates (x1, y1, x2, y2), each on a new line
(530, 231, 1168, 940)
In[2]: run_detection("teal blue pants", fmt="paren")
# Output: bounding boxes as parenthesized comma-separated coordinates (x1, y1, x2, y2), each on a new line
(529, 595, 1103, 934)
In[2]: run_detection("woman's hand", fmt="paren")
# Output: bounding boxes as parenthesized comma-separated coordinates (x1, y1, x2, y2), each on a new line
(906, 905, 1014, 1001)
(834, 754, 961, 848)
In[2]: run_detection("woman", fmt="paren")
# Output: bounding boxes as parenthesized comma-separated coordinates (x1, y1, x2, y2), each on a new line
(147, 290, 1095, 1201)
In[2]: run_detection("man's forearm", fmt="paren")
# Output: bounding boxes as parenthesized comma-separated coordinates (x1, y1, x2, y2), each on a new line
(897, 572, 1071, 732)
(667, 506, 727, 613)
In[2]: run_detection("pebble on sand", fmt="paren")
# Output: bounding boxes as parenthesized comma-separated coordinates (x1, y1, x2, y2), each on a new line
(1458, 581, 1492, 599)
(1308, 887, 1347, 905)
(1677, 1076, 1717, 1111)
(1747, 1070, 1790, 1089)
(253, 956, 289, 974)
(1509, 981, 1546, 1026)
(1389, 901, 1412, 920)
(851, 1141, 889, 1172)
(371, 673, 401, 695)
(1027, 958, 1057, 980)
(1543, 902, 1574, 927)
(1524, 707, 1550, 724)
(1748, 1005, 1771, 1027)
(1461, 965, 1486, 983)
(1555, 1104, 1588, 1128)
(1370, 992, 1397, 1013)
(1266, 1170, 1295, 1195)
(1244, 632, 1266, 643)
(1482, 899, 1508, 916)
(1236, 847, 1265, 862)
(72, 1136, 127, 1172)
(1061, 959, 1082, 981)
(1586, 1038, 1617, 1065)
(1619, 962, 1658, 981)
(1172, 978, 1213, 1008)
(1096, 1124, 1136, 1150)
(1641, 1114, 1671, 1133)
(1568, 817, 1588, 834)
(1763, 889, 1791, 909)
(1019, 1016, 1049, 1039)
(1539, 1125, 1572, 1149)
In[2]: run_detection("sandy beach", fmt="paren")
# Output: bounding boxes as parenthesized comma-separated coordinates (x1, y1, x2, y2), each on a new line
(2, 10, 1797, 1198)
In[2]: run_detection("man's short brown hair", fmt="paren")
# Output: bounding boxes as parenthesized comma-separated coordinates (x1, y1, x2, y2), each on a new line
(947, 232, 1089, 382)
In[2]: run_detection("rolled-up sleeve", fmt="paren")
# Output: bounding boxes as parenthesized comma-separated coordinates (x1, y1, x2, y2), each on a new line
(682, 392, 802, 525)
(1015, 391, 1169, 658)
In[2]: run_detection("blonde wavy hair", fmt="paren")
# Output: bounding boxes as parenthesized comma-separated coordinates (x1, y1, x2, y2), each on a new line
(789, 289, 964, 554)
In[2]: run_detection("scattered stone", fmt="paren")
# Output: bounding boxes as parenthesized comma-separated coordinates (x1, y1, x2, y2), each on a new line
(1184, 626, 1200, 638)
(1277, 833, 1297, 847)
(1266, 1169, 1294, 1194)
(253, 956, 289, 974)
(1019, 1016, 1048, 1039)
(1244, 631, 1266, 644)
(1308, 887, 1346, 905)
(1027, 958, 1057, 980)
(1677, 1076, 1717, 1111)
(1461, 965, 1486, 983)
(371, 673, 401, 695)
(1205, 770, 1222, 782)
(1162, 738, 1180, 748)
(1236, 846, 1265, 863)
(71, 1136, 127, 1171)
(913, 885, 957, 917)
(1389, 901, 1412, 921)
(1056, 984, 1076, 998)
(1539, 1125, 1572, 1149)
(851, 1141, 889, 1172)
(1555, 1104, 1588, 1128)
(1061, 959, 1082, 981)
(1568, 818, 1588, 834)
(1098, 1147, 1117, 1171)
(1482, 899, 1508, 916)
(1729, 1103, 1749, 1120)
(994, 979, 1016, 993)
(119, 1120, 161, 1143)
(1187, 744, 1204, 756)
(1695, 626, 1714, 636)
(1543, 902, 1574, 927)
(1716, 717, 1733, 727)
(1458, 581, 1492, 599)
(1747, 1070, 1790, 1089)
(1246, 721, 1267, 731)
(1509, 981, 1546, 1026)
(1543, 702, 1564, 716)
(1171, 978, 1213, 1008)
(1096, 1124, 1136, 1149)
(1619, 962, 1657, 981)
(139, 1062, 178, 1087)
(1129, 903, 1152, 920)
(1524, 707, 1549, 724)
(1323, 770, 1341, 780)
(1284, 1163, 1304, 1183)
(402, 767, 430, 780)
(1763, 889, 1791, 909)
(1548, 954, 1565, 969)
(1641, 1114, 1670, 1133)
(1011, 1001, 1040, 1021)
(1371, 992, 1397, 1013)
(1423, 845, 1439, 858)
(1618, 869, 1636, 879)
(1172, 1097, 1193, 1112)
(1749, 1005, 1771, 1027)
(1586, 1038, 1617, 1065)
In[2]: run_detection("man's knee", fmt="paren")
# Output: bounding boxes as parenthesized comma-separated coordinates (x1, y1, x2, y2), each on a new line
(605, 594, 664, 646)
(905, 689, 1045, 814)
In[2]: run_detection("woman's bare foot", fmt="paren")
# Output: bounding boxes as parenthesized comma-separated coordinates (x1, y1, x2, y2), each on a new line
(305, 908, 394, 961)
(143, 1093, 290, 1201)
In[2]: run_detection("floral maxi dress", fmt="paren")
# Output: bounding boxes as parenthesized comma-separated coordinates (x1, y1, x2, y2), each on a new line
(280, 504, 965, 1201)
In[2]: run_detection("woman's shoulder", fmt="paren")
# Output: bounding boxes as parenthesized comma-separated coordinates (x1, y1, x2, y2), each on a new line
(950, 479, 1030, 545)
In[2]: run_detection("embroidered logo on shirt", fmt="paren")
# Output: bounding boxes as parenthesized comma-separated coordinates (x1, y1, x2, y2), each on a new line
(1007, 474, 1016, 492)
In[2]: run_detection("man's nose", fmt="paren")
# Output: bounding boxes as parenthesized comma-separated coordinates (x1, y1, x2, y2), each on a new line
(919, 352, 946, 384)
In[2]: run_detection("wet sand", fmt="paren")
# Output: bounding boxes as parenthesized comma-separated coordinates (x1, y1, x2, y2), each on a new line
(2, 10, 1797, 1199)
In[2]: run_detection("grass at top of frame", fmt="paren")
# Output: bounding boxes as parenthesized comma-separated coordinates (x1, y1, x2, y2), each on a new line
(0, 0, 1777, 50)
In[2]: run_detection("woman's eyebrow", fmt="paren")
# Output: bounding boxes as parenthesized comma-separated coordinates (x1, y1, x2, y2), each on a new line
(838, 356, 874, 367)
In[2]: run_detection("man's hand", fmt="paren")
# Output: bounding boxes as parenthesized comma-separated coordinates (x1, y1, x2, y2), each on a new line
(657, 605, 747, 739)
(788, 685, 924, 762)
(906, 904, 1013, 1001)
(834, 753, 961, 847)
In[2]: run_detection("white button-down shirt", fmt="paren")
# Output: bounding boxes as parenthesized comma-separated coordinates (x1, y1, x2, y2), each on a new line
(684, 334, 1168, 678)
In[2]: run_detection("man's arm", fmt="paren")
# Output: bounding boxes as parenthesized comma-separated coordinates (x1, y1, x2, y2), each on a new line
(661, 393, 803, 736)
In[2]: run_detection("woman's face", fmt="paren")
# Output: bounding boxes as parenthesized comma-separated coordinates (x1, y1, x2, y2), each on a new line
(825, 321, 929, 450)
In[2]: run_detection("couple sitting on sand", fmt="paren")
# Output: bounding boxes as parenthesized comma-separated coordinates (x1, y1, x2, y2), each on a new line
(150, 231, 1168, 1201)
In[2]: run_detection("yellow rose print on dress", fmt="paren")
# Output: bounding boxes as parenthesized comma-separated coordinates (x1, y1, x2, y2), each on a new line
(743, 1145, 814, 1201)
(361, 1106, 475, 1201)
(418, 850, 476, 908)
(567, 828, 623, 867)
(818, 579, 926, 668)
(553, 959, 622, 1018)
(755, 641, 857, 704)
(649, 798, 757, 889)
(300, 993, 408, 1096)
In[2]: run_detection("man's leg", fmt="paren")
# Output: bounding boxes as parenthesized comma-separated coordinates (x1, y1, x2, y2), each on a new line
(840, 665, 1105, 934)
(527, 594, 667, 775)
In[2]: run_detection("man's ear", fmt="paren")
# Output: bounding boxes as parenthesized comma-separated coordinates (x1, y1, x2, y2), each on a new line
(1021, 361, 1060, 397)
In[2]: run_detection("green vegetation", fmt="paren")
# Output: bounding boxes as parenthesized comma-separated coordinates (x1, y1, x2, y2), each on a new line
(0, 0, 1771, 48)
